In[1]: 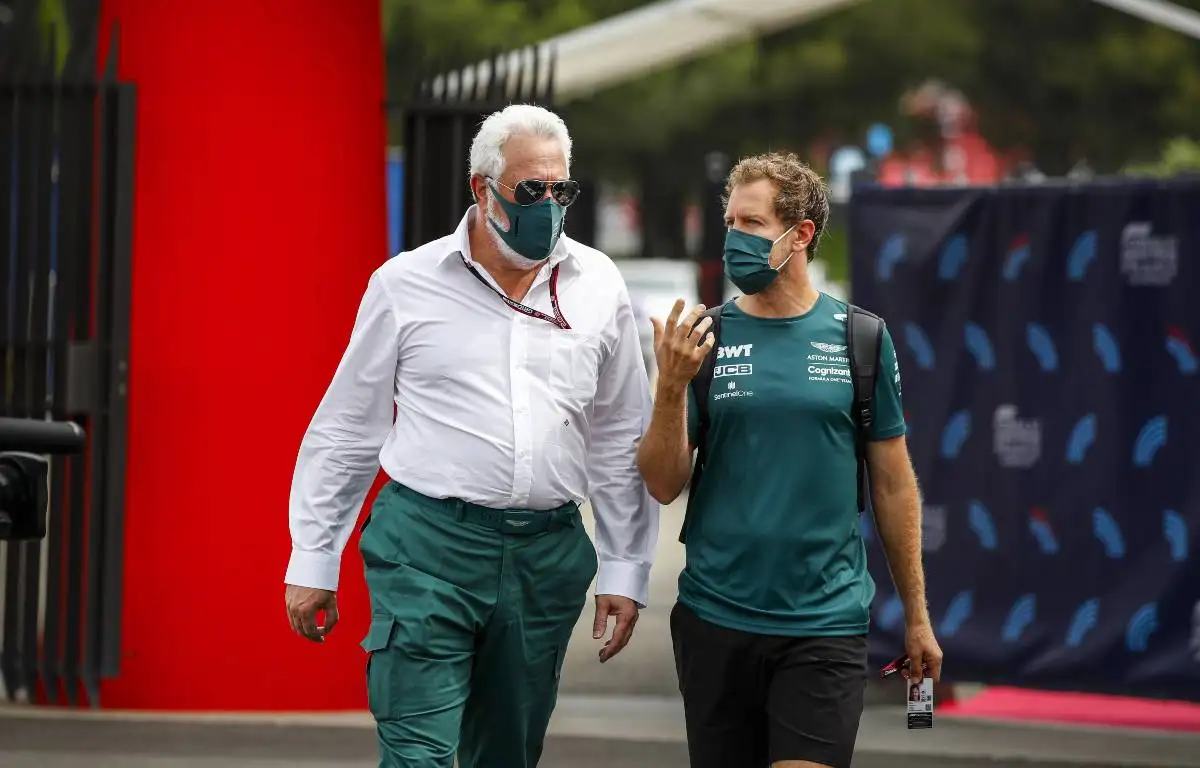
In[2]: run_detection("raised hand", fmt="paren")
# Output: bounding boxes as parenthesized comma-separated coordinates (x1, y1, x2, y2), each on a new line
(650, 299, 716, 389)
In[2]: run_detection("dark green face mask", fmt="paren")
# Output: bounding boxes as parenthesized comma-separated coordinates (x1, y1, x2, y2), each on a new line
(487, 181, 567, 262)
(723, 225, 796, 295)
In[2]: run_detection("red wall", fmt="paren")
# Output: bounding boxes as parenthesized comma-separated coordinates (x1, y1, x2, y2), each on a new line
(97, 0, 384, 710)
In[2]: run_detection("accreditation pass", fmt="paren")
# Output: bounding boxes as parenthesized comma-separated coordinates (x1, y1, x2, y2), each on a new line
(906, 677, 934, 729)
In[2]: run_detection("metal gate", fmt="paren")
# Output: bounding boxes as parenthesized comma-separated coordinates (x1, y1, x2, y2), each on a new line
(0, 25, 136, 707)
(394, 46, 596, 250)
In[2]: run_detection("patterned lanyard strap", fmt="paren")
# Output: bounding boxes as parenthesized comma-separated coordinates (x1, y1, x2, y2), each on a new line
(462, 259, 572, 330)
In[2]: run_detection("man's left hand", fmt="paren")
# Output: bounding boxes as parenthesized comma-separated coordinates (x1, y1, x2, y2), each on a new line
(593, 594, 639, 663)
(905, 620, 944, 683)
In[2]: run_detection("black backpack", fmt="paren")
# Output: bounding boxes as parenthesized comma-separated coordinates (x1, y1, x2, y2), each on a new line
(679, 301, 885, 544)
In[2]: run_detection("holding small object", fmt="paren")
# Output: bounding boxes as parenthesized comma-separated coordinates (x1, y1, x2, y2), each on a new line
(881, 654, 935, 729)
(907, 678, 935, 729)
(639, 152, 942, 768)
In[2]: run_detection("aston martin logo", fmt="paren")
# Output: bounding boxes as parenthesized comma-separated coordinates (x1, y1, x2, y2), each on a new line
(811, 341, 848, 354)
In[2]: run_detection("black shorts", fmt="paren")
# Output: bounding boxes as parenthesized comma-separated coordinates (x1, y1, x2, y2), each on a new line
(670, 602, 868, 768)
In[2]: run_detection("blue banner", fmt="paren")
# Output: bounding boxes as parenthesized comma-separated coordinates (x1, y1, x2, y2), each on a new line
(386, 148, 404, 257)
(850, 179, 1200, 700)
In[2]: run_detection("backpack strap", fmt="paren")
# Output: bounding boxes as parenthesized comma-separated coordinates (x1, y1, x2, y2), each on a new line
(847, 304, 885, 514)
(678, 302, 728, 544)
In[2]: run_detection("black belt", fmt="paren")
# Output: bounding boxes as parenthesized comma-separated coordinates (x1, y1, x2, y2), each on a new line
(388, 481, 578, 536)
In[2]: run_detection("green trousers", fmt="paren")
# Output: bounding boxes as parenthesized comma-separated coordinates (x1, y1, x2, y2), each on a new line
(359, 481, 598, 768)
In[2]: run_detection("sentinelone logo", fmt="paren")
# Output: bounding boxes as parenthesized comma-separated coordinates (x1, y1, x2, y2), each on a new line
(713, 380, 753, 400)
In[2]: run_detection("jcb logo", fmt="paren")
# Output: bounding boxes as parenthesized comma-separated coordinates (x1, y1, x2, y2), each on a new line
(714, 364, 752, 378)
(717, 344, 753, 359)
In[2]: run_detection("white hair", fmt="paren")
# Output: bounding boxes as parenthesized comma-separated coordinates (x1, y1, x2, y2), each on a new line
(468, 103, 572, 181)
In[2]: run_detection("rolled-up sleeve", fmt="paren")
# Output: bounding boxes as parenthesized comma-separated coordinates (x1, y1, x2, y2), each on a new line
(285, 270, 399, 592)
(587, 286, 660, 607)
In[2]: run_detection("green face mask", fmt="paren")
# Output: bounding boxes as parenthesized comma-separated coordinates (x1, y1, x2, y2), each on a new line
(487, 182, 567, 262)
(723, 225, 796, 295)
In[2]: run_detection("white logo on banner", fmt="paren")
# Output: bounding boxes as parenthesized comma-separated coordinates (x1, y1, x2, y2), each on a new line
(1190, 601, 1200, 663)
(922, 505, 947, 552)
(993, 404, 1042, 469)
(1120, 222, 1177, 287)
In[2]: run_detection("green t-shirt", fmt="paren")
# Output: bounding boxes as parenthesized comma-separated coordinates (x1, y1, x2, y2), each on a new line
(681, 293, 905, 636)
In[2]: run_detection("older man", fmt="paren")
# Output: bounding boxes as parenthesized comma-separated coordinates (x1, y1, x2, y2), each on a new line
(283, 104, 658, 768)
(638, 152, 942, 768)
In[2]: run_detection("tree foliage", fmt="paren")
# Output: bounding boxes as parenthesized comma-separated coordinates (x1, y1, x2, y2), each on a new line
(383, 0, 1200, 178)
(1124, 137, 1200, 177)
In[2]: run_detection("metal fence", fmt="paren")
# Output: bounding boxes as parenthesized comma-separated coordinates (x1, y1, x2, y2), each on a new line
(0, 26, 135, 707)
(392, 46, 597, 250)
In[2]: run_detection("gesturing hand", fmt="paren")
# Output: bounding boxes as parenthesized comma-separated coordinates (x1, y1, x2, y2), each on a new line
(285, 584, 339, 643)
(650, 299, 716, 389)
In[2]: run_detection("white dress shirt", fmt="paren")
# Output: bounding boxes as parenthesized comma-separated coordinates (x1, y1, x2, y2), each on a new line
(285, 207, 660, 606)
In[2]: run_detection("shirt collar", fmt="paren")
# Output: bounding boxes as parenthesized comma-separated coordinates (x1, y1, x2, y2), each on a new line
(442, 205, 575, 270)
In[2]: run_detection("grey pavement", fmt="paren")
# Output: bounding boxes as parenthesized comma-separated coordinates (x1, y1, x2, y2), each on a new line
(557, 498, 687, 697)
(4, 697, 1200, 767)
(4, 498, 1200, 766)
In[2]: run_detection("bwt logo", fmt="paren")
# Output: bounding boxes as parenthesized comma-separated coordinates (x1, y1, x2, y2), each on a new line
(968, 500, 996, 550)
(1066, 598, 1100, 648)
(1126, 602, 1159, 653)
(993, 405, 1041, 469)
(876, 234, 905, 281)
(1166, 327, 1197, 375)
(1026, 323, 1058, 373)
(1093, 507, 1125, 559)
(1066, 413, 1097, 465)
(1092, 323, 1122, 373)
(1002, 593, 1036, 643)
(938, 234, 968, 281)
(876, 593, 904, 631)
(1164, 510, 1188, 563)
(1028, 508, 1058, 554)
(940, 410, 971, 459)
(1002, 234, 1031, 282)
(940, 591, 973, 639)
(964, 322, 995, 370)
(904, 323, 935, 371)
(717, 344, 753, 359)
(1132, 414, 1168, 468)
(1121, 222, 1177, 286)
(1066, 230, 1097, 281)
(714, 363, 752, 379)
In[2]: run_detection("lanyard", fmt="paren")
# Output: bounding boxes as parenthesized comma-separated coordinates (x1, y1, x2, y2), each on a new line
(462, 259, 572, 330)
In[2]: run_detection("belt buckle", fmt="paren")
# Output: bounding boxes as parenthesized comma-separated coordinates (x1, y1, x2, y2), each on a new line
(501, 511, 538, 535)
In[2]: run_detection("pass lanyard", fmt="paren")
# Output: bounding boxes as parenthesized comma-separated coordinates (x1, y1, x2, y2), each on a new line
(462, 259, 572, 330)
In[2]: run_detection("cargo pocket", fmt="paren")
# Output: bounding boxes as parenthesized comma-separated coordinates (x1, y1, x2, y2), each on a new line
(362, 614, 398, 721)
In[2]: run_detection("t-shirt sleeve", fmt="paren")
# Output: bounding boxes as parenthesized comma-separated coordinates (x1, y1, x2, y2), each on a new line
(871, 325, 907, 441)
(686, 382, 699, 448)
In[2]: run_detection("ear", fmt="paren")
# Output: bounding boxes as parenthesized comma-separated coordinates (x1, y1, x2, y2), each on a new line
(469, 175, 488, 206)
(793, 220, 816, 254)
